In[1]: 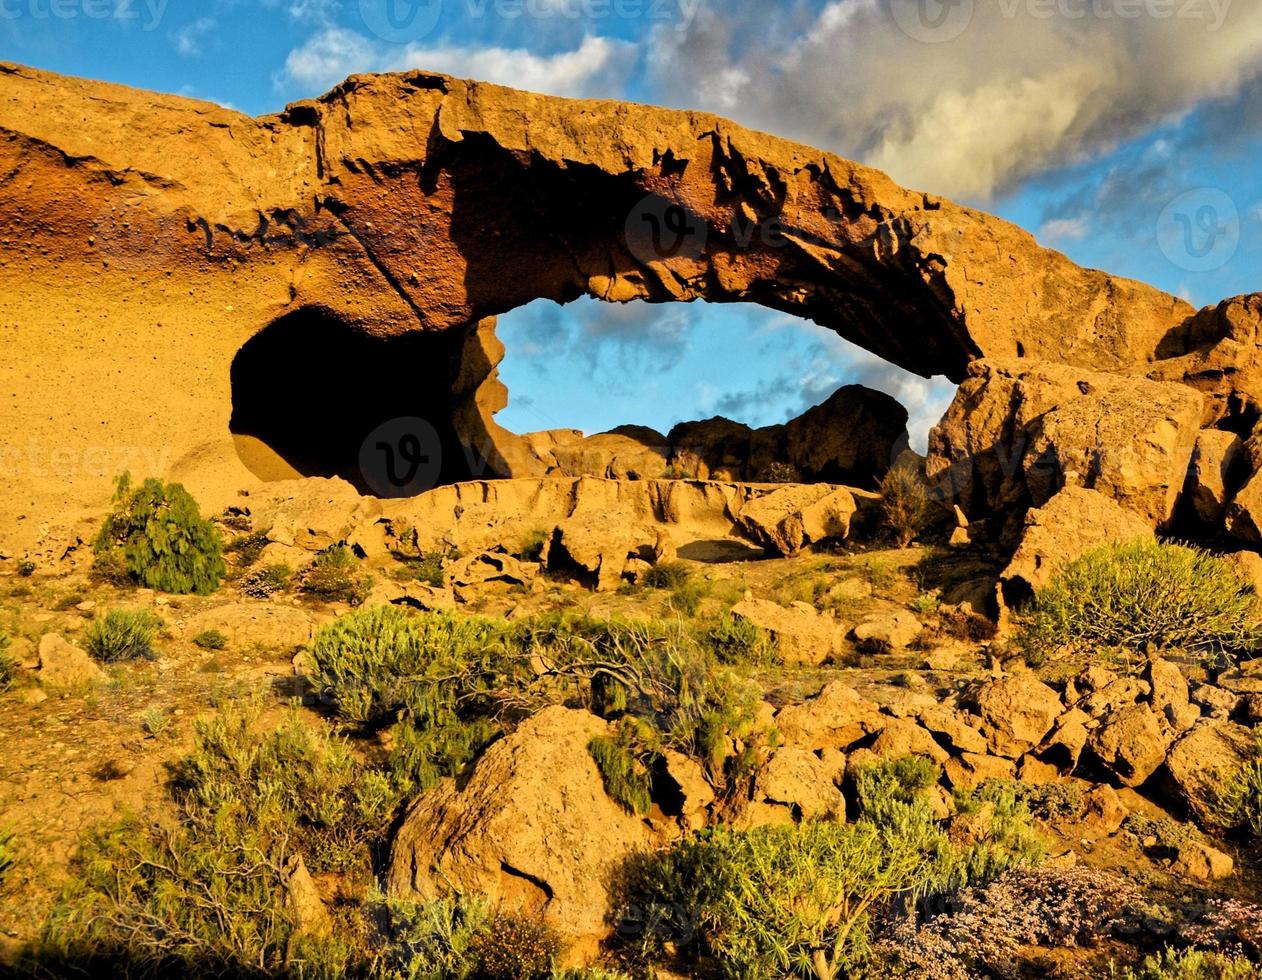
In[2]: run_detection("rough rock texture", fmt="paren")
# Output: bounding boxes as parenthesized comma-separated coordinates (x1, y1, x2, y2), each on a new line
(387, 707, 654, 940)
(735, 485, 876, 557)
(730, 597, 844, 665)
(1182, 429, 1246, 526)
(0, 62, 1202, 546)
(753, 747, 846, 820)
(1000, 487, 1155, 601)
(774, 682, 884, 751)
(37, 635, 107, 689)
(973, 674, 1064, 759)
(927, 359, 1203, 527)
(1164, 721, 1257, 827)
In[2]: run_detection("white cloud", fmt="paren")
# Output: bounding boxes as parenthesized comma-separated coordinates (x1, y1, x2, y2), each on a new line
(171, 17, 216, 57)
(645, 0, 1262, 201)
(1039, 215, 1089, 244)
(280, 28, 638, 99)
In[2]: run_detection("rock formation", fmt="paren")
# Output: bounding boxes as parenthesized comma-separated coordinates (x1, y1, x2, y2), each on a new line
(0, 61, 1209, 552)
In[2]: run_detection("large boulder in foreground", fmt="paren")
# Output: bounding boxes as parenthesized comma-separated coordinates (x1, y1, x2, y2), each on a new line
(1164, 720, 1257, 827)
(1000, 486, 1155, 601)
(387, 707, 654, 940)
(735, 484, 875, 557)
(927, 358, 1203, 527)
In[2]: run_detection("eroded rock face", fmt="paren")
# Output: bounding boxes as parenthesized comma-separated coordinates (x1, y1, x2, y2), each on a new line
(387, 707, 654, 940)
(926, 359, 1203, 528)
(0, 62, 1203, 543)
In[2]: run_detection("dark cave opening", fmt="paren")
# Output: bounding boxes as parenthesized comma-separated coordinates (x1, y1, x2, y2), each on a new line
(229, 307, 484, 497)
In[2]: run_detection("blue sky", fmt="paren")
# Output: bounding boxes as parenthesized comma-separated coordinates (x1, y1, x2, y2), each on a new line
(4, 0, 1261, 448)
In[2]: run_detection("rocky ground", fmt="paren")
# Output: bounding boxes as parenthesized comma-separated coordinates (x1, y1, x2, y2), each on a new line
(2, 481, 1261, 977)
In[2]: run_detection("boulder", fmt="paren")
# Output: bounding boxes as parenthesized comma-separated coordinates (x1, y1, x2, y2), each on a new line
(974, 674, 1064, 758)
(1183, 429, 1245, 526)
(1089, 704, 1170, 787)
(668, 417, 757, 482)
(730, 597, 843, 666)
(548, 516, 638, 591)
(1226, 550, 1262, 593)
(1083, 784, 1129, 835)
(1041, 707, 1092, 771)
(779, 385, 909, 487)
(917, 706, 990, 756)
(943, 752, 1016, 789)
(1173, 840, 1235, 881)
(446, 550, 539, 588)
(549, 427, 670, 481)
(659, 749, 715, 833)
(735, 484, 868, 557)
(1000, 487, 1155, 601)
(37, 634, 107, 688)
(387, 707, 654, 940)
(868, 718, 950, 765)
(1164, 721, 1257, 827)
(927, 358, 1201, 526)
(753, 747, 846, 820)
(1146, 658, 1194, 733)
(774, 682, 884, 752)
(1226, 467, 1262, 544)
(852, 609, 922, 651)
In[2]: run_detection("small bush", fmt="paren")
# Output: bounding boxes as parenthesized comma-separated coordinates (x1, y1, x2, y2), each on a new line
(84, 609, 162, 663)
(240, 562, 292, 599)
(299, 545, 373, 606)
(223, 529, 269, 569)
(93, 474, 225, 595)
(759, 461, 801, 483)
(467, 911, 565, 980)
(880, 464, 929, 548)
(0, 825, 15, 885)
(191, 629, 227, 651)
(589, 721, 654, 816)
(1215, 730, 1262, 836)
(620, 814, 956, 979)
(644, 561, 710, 616)
(375, 894, 491, 979)
(1120, 948, 1259, 980)
(1018, 541, 1262, 660)
(0, 633, 15, 695)
(701, 613, 777, 666)
(18, 559, 35, 577)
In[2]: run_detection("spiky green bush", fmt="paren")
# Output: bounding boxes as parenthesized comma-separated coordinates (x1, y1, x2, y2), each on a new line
(1119, 948, 1258, 979)
(1215, 730, 1262, 835)
(93, 474, 225, 595)
(191, 629, 227, 651)
(702, 613, 777, 666)
(84, 609, 162, 663)
(299, 545, 374, 606)
(589, 721, 654, 816)
(1018, 540, 1262, 660)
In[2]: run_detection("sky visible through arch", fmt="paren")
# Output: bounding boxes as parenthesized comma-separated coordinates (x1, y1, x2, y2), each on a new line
(6, 0, 1261, 449)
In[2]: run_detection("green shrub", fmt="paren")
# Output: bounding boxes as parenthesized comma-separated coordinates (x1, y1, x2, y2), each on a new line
(1215, 730, 1262, 835)
(589, 721, 654, 816)
(0, 633, 15, 695)
(1118, 948, 1259, 979)
(951, 779, 1048, 886)
(518, 528, 551, 562)
(375, 894, 491, 979)
(0, 825, 15, 885)
(621, 816, 955, 979)
(223, 529, 270, 569)
(38, 701, 395, 976)
(299, 545, 374, 605)
(644, 560, 691, 591)
(308, 606, 516, 724)
(18, 559, 35, 577)
(1018, 541, 1262, 660)
(880, 464, 929, 548)
(701, 613, 777, 666)
(467, 911, 565, 980)
(240, 562, 292, 599)
(191, 629, 227, 651)
(84, 609, 162, 663)
(93, 474, 225, 595)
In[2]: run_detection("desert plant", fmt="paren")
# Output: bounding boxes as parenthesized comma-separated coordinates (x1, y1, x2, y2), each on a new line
(223, 529, 270, 569)
(0, 825, 15, 885)
(240, 562, 293, 599)
(0, 632, 15, 695)
(1119, 948, 1259, 980)
(880, 464, 929, 548)
(140, 707, 172, 738)
(589, 720, 654, 816)
(1018, 540, 1262, 660)
(644, 561, 709, 616)
(759, 461, 802, 483)
(191, 628, 227, 651)
(17, 559, 35, 577)
(1214, 729, 1262, 835)
(468, 911, 565, 980)
(93, 473, 225, 595)
(701, 613, 777, 666)
(84, 609, 162, 663)
(307, 605, 517, 724)
(299, 545, 374, 605)
(621, 813, 956, 980)
(374, 894, 491, 979)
